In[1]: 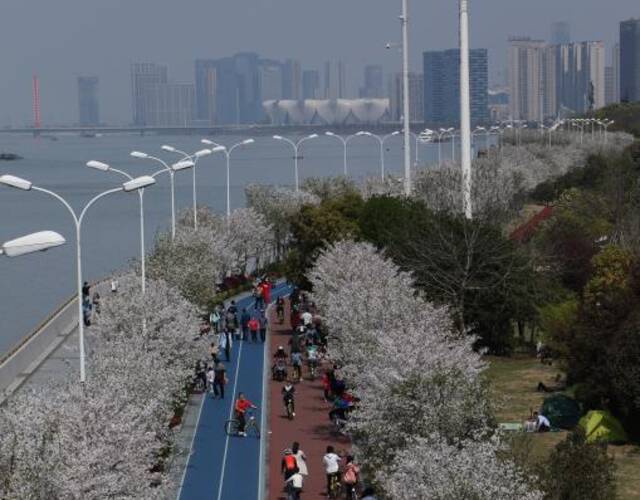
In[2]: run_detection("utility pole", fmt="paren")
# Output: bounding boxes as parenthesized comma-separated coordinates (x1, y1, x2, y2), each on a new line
(401, 0, 412, 196)
(459, 0, 473, 219)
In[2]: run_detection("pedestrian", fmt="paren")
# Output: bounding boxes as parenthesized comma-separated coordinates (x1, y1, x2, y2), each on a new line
(206, 365, 215, 396)
(82, 296, 92, 326)
(254, 282, 264, 310)
(342, 455, 360, 498)
(208, 342, 219, 362)
(225, 308, 237, 337)
(219, 327, 232, 362)
(213, 359, 227, 399)
(209, 307, 221, 334)
(240, 308, 251, 341)
(92, 292, 101, 314)
(110, 278, 118, 294)
(291, 441, 308, 477)
(248, 316, 259, 343)
(82, 281, 90, 298)
(262, 278, 272, 304)
(259, 309, 268, 342)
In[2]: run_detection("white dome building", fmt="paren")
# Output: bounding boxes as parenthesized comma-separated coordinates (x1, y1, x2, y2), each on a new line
(263, 98, 391, 126)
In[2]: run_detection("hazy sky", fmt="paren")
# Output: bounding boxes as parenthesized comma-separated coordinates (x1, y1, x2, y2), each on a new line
(0, 0, 636, 126)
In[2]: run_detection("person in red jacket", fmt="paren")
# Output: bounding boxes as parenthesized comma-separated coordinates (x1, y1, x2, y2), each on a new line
(248, 316, 260, 343)
(262, 278, 272, 305)
(234, 393, 257, 436)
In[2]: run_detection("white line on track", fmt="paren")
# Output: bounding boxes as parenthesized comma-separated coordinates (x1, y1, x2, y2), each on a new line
(216, 325, 246, 500)
(176, 392, 206, 499)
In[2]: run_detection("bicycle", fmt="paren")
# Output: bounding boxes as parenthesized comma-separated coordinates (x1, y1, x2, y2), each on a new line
(327, 473, 341, 499)
(285, 397, 295, 420)
(224, 410, 261, 438)
(307, 357, 318, 381)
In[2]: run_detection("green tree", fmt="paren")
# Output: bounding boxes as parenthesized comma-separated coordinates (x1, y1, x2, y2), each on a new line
(540, 431, 616, 500)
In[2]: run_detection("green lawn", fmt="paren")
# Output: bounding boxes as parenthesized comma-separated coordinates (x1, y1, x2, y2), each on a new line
(486, 355, 640, 499)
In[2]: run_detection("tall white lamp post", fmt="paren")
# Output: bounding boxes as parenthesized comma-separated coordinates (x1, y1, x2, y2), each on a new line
(459, 0, 473, 219)
(0, 173, 155, 383)
(272, 134, 319, 192)
(325, 131, 367, 177)
(201, 139, 254, 218)
(130, 152, 193, 240)
(160, 146, 213, 230)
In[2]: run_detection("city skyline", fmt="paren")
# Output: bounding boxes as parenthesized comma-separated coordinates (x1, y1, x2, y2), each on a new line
(0, 0, 636, 126)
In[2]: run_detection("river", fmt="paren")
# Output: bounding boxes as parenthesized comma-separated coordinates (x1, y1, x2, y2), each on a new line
(0, 131, 455, 357)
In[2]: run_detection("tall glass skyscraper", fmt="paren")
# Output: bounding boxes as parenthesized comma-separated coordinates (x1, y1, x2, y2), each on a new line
(620, 19, 640, 103)
(423, 48, 488, 126)
(77, 76, 99, 126)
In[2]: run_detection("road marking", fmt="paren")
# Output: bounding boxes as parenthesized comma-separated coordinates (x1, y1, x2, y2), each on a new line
(176, 392, 206, 500)
(216, 325, 245, 500)
(258, 302, 273, 500)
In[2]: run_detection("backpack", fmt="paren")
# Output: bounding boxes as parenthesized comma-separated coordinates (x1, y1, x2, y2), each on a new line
(284, 454, 298, 471)
(342, 465, 357, 485)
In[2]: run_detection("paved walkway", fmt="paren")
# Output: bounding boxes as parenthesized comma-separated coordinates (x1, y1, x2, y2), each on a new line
(177, 282, 291, 500)
(266, 301, 350, 500)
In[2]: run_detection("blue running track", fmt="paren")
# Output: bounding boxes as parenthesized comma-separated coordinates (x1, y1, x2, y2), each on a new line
(177, 282, 291, 500)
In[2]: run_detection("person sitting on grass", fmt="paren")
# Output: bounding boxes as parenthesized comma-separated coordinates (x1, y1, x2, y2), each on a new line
(533, 411, 551, 432)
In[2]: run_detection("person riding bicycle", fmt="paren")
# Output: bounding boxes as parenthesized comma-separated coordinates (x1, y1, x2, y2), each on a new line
(273, 346, 288, 380)
(281, 448, 299, 481)
(307, 342, 319, 368)
(234, 392, 257, 437)
(291, 351, 303, 381)
(342, 455, 360, 498)
(323, 445, 341, 497)
(282, 382, 296, 417)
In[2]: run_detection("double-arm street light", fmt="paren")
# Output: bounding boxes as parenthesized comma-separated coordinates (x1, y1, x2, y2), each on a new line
(1, 231, 65, 257)
(160, 145, 212, 230)
(130, 151, 194, 240)
(357, 131, 400, 179)
(272, 134, 318, 192)
(201, 138, 254, 218)
(0, 173, 155, 383)
(325, 131, 369, 177)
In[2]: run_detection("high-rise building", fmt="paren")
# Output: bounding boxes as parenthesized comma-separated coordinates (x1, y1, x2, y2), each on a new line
(260, 60, 283, 101)
(551, 22, 571, 45)
(605, 44, 620, 105)
(194, 59, 218, 124)
(620, 18, 640, 103)
(423, 48, 489, 126)
(389, 72, 425, 122)
(234, 52, 262, 124)
(507, 38, 551, 122)
(141, 83, 195, 127)
(605, 66, 616, 105)
(554, 41, 605, 113)
(282, 59, 301, 100)
(131, 63, 168, 126)
(302, 70, 321, 99)
(360, 65, 384, 98)
(324, 61, 346, 99)
(77, 76, 100, 126)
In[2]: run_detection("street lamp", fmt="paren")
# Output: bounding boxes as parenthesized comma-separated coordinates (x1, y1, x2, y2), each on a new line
(325, 131, 367, 177)
(160, 145, 212, 230)
(86, 160, 153, 294)
(358, 131, 400, 179)
(130, 151, 194, 240)
(1, 231, 65, 257)
(202, 139, 254, 218)
(272, 134, 319, 192)
(0, 173, 155, 383)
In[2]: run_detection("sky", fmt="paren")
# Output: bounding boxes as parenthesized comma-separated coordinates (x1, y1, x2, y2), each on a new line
(0, 0, 637, 126)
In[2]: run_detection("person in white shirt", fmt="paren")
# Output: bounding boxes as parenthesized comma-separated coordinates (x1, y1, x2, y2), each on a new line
(323, 445, 341, 495)
(533, 411, 551, 432)
(285, 471, 303, 499)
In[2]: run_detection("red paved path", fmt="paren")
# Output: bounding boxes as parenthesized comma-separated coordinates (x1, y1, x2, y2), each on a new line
(267, 301, 350, 500)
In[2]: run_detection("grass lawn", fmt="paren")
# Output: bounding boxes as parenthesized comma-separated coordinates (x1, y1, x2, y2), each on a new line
(486, 355, 640, 499)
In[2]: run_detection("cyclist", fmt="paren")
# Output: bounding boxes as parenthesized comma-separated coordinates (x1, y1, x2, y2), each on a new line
(342, 455, 360, 498)
(276, 296, 285, 323)
(281, 448, 299, 481)
(234, 392, 257, 437)
(282, 382, 296, 417)
(273, 346, 288, 381)
(291, 351, 303, 382)
(323, 445, 341, 497)
(306, 342, 319, 378)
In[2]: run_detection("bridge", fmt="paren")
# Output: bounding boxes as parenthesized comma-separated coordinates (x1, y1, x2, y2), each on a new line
(0, 122, 424, 138)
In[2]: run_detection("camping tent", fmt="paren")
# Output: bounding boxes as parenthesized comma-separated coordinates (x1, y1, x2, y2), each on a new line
(540, 394, 581, 429)
(579, 410, 628, 444)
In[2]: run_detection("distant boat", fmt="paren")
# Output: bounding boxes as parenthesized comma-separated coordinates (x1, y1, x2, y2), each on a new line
(80, 132, 96, 138)
(0, 153, 22, 161)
